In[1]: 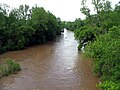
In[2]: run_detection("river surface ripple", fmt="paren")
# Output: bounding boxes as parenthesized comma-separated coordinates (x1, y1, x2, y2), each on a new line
(0, 30, 99, 90)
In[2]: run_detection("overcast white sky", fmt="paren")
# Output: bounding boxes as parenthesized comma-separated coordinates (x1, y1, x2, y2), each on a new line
(0, 0, 119, 21)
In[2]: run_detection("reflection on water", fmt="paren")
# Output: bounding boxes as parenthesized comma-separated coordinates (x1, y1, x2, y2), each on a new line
(0, 29, 99, 90)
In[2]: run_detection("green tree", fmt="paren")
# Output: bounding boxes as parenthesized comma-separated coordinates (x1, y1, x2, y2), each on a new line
(31, 6, 48, 43)
(0, 4, 62, 53)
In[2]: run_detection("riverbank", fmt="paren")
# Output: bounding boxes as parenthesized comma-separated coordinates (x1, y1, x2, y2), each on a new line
(0, 30, 99, 90)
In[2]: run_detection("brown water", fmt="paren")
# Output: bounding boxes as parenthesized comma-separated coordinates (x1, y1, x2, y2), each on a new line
(0, 30, 99, 90)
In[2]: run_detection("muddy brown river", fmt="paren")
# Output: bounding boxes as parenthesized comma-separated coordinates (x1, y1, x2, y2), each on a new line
(0, 30, 99, 90)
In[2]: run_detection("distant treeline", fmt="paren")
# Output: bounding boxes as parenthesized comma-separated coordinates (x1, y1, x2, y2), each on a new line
(64, 0, 120, 90)
(0, 4, 63, 53)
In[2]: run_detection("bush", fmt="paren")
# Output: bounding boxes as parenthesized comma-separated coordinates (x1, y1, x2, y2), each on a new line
(84, 26, 120, 90)
(0, 5, 62, 54)
(18, 26, 36, 46)
(0, 59, 21, 77)
(74, 26, 100, 50)
(6, 59, 21, 73)
(97, 81, 120, 90)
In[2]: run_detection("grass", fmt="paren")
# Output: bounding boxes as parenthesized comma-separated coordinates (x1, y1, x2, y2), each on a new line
(0, 59, 21, 78)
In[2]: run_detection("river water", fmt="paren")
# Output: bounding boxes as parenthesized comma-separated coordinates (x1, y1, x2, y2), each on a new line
(0, 30, 99, 90)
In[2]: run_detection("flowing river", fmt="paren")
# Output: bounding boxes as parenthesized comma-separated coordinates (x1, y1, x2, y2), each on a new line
(0, 29, 99, 90)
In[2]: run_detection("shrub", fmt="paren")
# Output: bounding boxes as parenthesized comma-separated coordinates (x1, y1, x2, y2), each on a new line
(0, 59, 21, 78)
(74, 26, 100, 50)
(97, 81, 120, 90)
(84, 26, 120, 90)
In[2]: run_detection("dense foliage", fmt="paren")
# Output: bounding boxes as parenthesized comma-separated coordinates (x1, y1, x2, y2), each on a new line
(64, 18, 84, 31)
(73, 0, 120, 90)
(85, 26, 120, 90)
(0, 59, 21, 77)
(0, 4, 62, 53)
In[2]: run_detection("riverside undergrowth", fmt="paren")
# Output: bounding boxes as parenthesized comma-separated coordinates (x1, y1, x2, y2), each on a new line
(0, 59, 21, 77)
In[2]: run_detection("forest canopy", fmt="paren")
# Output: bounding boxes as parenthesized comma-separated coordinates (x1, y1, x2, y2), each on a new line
(0, 4, 63, 53)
